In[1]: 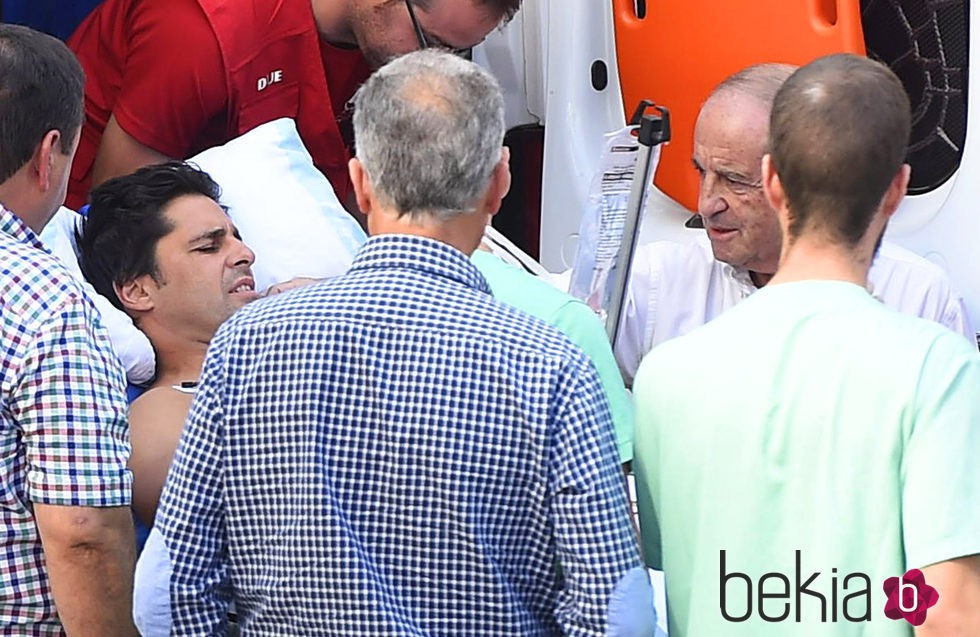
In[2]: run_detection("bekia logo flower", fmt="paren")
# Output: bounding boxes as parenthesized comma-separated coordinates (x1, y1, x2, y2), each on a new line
(883, 569, 939, 626)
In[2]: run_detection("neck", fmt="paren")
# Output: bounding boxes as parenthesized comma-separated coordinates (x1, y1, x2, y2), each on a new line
(768, 234, 875, 288)
(145, 334, 209, 390)
(369, 208, 489, 256)
(0, 180, 45, 234)
(749, 270, 775, 288)
(310, 0, 355, 45)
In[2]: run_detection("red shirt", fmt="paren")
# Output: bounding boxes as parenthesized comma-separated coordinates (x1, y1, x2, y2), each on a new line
(67, 0, 370, 210)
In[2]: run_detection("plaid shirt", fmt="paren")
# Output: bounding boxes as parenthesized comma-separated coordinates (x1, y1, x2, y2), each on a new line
(158, 234, 641, 636)
(0, 205, 131, 634)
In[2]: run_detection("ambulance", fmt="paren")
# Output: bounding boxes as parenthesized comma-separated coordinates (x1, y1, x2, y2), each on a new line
(476, 0, 977, 342)
(4, 0, 976, 341)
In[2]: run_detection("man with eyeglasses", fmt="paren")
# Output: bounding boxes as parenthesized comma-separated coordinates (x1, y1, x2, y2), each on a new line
(614, 62, 975, 383)
(65, 0, 519, 212)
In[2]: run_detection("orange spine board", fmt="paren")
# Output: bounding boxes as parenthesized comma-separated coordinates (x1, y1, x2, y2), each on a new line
(613, 0, 866, 212)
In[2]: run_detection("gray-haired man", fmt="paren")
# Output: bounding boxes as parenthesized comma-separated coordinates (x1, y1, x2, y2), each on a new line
(616, 63, 974, 383)
(633, 53, 980, 636)
(154, 50, 652, 635)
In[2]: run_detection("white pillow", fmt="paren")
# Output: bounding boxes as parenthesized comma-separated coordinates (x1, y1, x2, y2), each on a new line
(49, 119, 366, 387)
(40, 207, 156, 385)
(189, 118, 367, 292)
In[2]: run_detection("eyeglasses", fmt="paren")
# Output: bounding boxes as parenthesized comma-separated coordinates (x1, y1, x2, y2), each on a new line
(404, 0, 471, 57)
(405, 0, 430, 50)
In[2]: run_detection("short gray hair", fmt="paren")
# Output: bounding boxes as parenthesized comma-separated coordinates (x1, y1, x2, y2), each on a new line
(352, 50, 505, 221)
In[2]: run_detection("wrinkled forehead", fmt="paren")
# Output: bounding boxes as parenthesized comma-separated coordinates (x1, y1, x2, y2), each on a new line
(696, 92, 771, 148)
(694, 92, 771, 172)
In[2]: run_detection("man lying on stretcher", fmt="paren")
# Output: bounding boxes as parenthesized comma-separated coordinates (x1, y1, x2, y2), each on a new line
(76, 161, 315, 526)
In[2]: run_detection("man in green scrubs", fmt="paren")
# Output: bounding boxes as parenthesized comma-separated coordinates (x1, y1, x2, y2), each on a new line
(633, 54, 980, 636)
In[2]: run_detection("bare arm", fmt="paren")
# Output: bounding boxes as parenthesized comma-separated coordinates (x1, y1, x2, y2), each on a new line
(34, 504, 138, 637)
(90, 114, 171, 190)
(916, 555, 980, 636)
(85, 0, 228, 192)
(128, 389, 193, 527)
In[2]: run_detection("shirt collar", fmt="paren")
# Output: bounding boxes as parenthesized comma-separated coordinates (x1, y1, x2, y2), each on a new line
(0, 204, 46, 251)
(725, 263, 758, 293)
(349, 234, 491, 295)
(727, 262, 877, 298)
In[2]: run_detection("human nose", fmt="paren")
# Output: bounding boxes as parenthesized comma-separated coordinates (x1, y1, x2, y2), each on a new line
(698, 172, 728, 219)
(230, 237, 255, 268)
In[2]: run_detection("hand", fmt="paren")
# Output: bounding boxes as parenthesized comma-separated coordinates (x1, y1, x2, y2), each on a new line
(260, 277, 321, 298)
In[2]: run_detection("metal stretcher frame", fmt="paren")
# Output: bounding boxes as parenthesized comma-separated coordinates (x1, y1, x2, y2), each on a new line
(606, 103, 671, 343)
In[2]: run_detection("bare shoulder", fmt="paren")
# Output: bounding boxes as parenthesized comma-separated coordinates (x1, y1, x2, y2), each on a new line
(128, 387, 194, 436)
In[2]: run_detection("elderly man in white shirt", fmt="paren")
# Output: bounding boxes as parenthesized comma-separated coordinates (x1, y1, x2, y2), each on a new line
(616, 63, 974, 383)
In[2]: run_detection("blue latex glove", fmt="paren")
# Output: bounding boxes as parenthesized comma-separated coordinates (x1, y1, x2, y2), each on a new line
(606, 565, 663, 636)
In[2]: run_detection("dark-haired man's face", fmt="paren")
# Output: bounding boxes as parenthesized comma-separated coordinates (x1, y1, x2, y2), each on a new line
(347, 0, 501, 68)
(693, 91, 783, 286)
(142, 195, 257, 343)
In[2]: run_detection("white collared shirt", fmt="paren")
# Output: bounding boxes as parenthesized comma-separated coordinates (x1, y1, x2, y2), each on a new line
(616, 235, 975, 383)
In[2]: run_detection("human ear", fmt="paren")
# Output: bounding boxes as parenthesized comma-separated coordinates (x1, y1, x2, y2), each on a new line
(761, 154, 785, 213)
(879, 163, 911, 220)
(31, 130, 61, 191)
(485, 147, 512, 219)
(348, 158, 375, 218)
(114, 277, 155, 313)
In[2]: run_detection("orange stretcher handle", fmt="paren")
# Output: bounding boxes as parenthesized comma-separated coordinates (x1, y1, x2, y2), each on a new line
(612, 0, 866, 212)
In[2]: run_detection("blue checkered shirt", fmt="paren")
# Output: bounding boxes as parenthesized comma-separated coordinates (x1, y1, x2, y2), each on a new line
(0, 205, 131, 634)
(157, 234, 641, 635)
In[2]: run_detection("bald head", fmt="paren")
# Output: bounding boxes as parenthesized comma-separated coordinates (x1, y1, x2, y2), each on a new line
(697, 63, 797, 154)
(769, 53, 911, 245)
(708, 63, 798, 113)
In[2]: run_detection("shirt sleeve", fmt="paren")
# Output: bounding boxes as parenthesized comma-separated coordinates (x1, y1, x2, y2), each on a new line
(868, 250, 977, 346)
(113, 0, 227, 157)
(549, 355, 643, 636)
(12, 294, 131, 507)
(631, 358, 664, 571)
(615, 246, 658, 386)
(902, 333, 980, 569)
(157, 338, 232, 635)
(549, 299, 634, 463)
(133, 527, 175, 637)
(941, 292, 976, 345)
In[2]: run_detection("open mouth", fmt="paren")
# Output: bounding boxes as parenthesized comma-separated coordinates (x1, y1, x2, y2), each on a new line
(229, 280, 256, 295)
